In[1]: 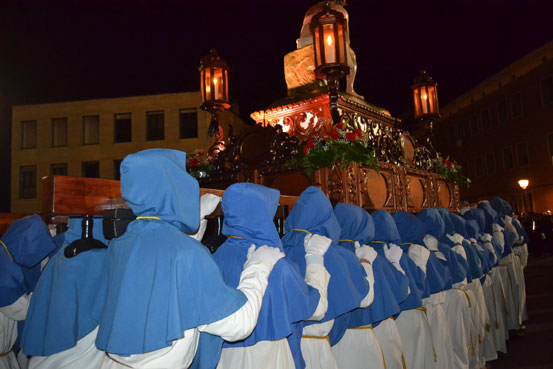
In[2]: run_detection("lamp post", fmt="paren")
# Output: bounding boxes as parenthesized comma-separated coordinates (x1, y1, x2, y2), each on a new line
(411, 70, 440, 151)
(310, 2, 350, 125)
(199, 49, 231, 137)
(518, 179, 529, 213)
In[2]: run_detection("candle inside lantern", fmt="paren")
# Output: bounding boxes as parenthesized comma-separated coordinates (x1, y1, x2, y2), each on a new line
(323, 24, 336, 64)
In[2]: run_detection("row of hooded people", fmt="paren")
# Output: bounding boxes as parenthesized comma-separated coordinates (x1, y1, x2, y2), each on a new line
(0, 149, 529, 369)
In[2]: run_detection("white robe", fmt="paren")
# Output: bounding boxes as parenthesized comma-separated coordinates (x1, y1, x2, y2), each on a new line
(97, 258, 278, 369)
(332, 325, 386, 369)
(0, 294, 31, 369)
(394, 308, 436, 369)
(217, 262, 331, 369)
(301, 320, 337, 369)
(424, 292, 454, 369)
(443, 286, 471, 369)
(373, 317, 406, 369)
(28, 328, 103, 369)
(466, 280, 489, 369)
(480, 276, 498, 361)
(488, 267, 508, 353)
(499, 254, 520, 330)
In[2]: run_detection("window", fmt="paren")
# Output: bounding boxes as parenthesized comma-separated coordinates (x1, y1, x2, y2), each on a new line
(486, 153, 495, 174)
(448, 125, 456, 144)
(511, 93, 522, 118)
(114, 159, 123, 180)
(497, 100, 508, 124)
(20, 120, 37, 149)
(114, 113, 132, 143)
(82, 115, 100, 145)
(481, 109, 491, 129)
(179, 109, 198, 138)
(82, 161, 100, 178)
(146, 111, 164, 141)
(541, 76, 553, 105)
(548, 133, 553, 164)
(503, 147, 514, 170)
(51, 118, 68, 147)
(469, 115, 479, 136)
(19, 165, 36, 199)
(516, 142, 529, 166)
(475, 156, 484, 177)
(50, 163, 68, 176)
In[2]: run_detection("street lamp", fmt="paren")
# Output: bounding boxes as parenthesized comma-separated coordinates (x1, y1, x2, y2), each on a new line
(310, 2, 350, 125)
(199, 49, 231, 137)
(518, 179, 529, 213)
(411, 70, 439, 151)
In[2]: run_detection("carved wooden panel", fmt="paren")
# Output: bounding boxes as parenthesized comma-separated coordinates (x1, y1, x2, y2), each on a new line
(359, 167, 392, 210)
(436, 179, 451, 208)
(263, 172, 312, 197)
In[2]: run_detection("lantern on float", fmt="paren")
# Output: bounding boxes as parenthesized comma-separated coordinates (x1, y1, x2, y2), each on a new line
(412, 70, 439, 121)
(199, 49, 230, 137)
(310, 2, 350, 124)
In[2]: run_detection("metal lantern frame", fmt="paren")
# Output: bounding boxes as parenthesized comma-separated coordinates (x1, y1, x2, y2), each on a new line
(199, 49, 231, 137)
(310, 2, 350, 125)
(412, 70, 440, 121)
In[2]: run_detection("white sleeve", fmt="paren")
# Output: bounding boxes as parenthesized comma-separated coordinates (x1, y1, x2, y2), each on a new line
(408, 244, 430, 275)
(304, 262, 330, 321)
(198, 262, 270, 342)
(0, 293, 32, 321)
(358, 261, 375, 308)
(452, 245, 468, 262)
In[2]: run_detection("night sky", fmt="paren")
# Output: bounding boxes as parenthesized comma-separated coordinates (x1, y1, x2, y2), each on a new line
(1, 0, 553, 211)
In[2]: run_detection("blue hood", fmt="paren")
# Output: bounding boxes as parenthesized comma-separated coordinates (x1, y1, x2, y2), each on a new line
(121, 148, 199, 233)
(222, 183, 282, 248)
(392, 211, 426, 244)
(371, 210, 402, 244)
(282, 187, 369, 323)
(465, 219, 480, 239)
(205, 183, 320, 369)
(417, 208, 445, 239)
(477, 202, 498, 234)
(491, 197, 513, 218)
(437, 208, 456, 235)
(0, 215, 57, 307)
(21, 216, 108, 356)
(463, 208, 487, 235)
(334, 203, 375, 249)
(95, 149, 247, 357)
(450, 213, 469, 239)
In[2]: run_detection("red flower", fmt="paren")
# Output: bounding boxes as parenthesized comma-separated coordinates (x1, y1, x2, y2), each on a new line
(329, 130, 340, 140)
(196, 151, 205, 157)
(445, 160, 453, 169)
(335, 123, 344, 130)
(353, 128, 363, 138)
(188, 158, 199, 167)
(345, 132, 357, 142)
(303, 139, 315, 155)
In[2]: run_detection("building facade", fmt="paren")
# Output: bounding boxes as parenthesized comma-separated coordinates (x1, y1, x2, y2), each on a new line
(11, 92, 245, 213)
(435, 41, 553, 213)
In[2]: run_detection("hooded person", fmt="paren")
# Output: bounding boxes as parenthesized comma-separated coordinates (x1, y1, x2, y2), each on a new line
(464, 207, 508, 355)
(329, 204, 385, 369)
(365, 209, 411, 369)
(368, 210, 433, 369)
(490, 198, 526, 329)
(419, 208, 472, 369)
(204, 183, 330, 369)
(281, 187, 371, 369)
(479, 200, 520, 332)
(464, 218, 497, 362)
(20, 216, 108, 369)
(0, 215, 57, 369)
(395, 211, 454, 369)
(92, 149, 285, 369)
(447, 212, 489, 369)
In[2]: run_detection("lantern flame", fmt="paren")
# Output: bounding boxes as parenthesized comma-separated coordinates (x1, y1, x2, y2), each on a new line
(422, 93, 428, 100)
(206, 86, 211, 93)
(326, 35, 333, 46)
(213, 77, 218, 85)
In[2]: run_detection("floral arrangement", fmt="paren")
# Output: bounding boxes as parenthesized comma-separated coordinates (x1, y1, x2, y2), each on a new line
(186, 149, 212, 180)
(285, 122, 379, 177)
(433, 155, 471, 187)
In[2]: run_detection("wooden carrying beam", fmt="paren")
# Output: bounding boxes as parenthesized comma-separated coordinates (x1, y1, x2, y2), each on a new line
(42, 176, 299, 216)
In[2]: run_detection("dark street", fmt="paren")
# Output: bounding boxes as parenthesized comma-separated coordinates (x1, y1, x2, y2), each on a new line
(490, 253, 553, 368)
